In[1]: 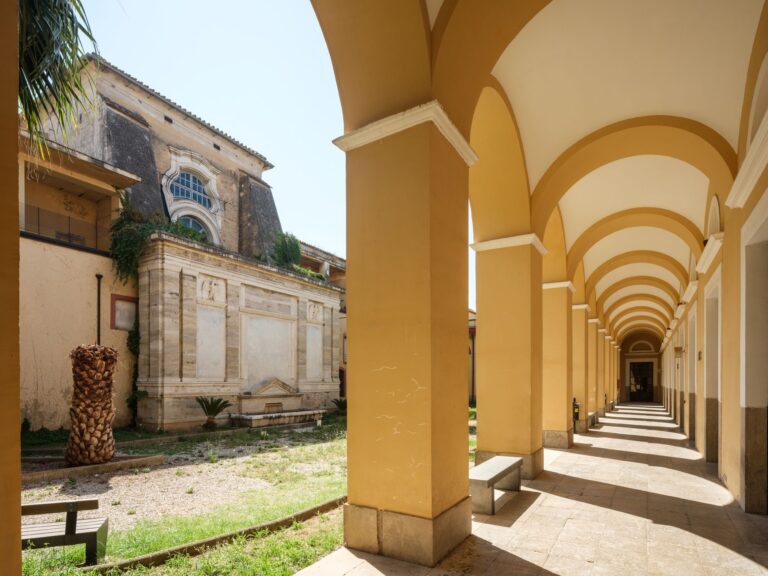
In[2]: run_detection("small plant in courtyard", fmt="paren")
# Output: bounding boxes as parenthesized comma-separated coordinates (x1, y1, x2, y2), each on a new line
(186, 487, 194, 494)
(195, 397, 233, 430)
(332, 398, 347, 415)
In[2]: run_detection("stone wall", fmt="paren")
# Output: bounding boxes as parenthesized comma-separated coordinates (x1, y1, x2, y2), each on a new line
(136, 233, 342, 430)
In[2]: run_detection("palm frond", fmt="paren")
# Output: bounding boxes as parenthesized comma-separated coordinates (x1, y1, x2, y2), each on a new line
(19, 0, 97, 157)
(195, 397, 233, 418)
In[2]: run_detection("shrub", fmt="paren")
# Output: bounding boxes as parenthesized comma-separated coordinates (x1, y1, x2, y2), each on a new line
(195, 397, 233, 430)
(273, 231, 302, 267)
(332, 398, 347, 415)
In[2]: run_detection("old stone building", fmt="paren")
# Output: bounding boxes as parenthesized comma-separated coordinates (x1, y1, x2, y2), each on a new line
(24, 55, 345, 431)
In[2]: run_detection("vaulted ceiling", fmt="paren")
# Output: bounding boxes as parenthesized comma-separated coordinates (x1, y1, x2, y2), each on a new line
(476, 0, 766, 347)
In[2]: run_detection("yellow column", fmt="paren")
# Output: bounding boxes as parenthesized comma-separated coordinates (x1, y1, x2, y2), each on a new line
(542, 283, 573, 448)
(572, 305, 589, 433)
(587, 318, 598, 423)
(339, 117, 471, 566)
(597, 328, 606, 416)
(1, 1, 21, 572)
(475, 235, 544, 479)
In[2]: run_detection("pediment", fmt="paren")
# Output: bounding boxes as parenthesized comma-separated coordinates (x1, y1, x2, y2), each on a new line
(243, 378, 299, 397)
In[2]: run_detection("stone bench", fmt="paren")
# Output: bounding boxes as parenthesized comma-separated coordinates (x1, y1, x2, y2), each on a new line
(469, 455, 523, 515)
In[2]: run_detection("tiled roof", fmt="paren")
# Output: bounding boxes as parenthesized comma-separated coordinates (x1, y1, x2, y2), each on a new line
(88, 54, 274, 169)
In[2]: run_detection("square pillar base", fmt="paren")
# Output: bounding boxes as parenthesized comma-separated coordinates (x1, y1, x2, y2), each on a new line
(476, 448, 544, 480)
(344, 497, 471, 567)
(575, 419, 589, 434)
(543, 428, 574, 449)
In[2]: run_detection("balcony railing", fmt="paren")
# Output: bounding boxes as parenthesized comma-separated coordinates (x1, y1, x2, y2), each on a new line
(21, 204, 110, 252)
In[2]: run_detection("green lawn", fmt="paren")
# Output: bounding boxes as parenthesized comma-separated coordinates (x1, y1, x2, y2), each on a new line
(23, 510, 343, 576)
(22, 419, 347, 576)
(23, 412, 476, 575)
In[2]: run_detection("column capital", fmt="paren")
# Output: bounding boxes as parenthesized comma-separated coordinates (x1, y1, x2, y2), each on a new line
(471, 233, 547, 255)
(543, 281, 576, 293)
(333, 100, 478, 166)
(572, 303, 591, 312)
(696, 232, 724, 275)
(682, 281, 698, 303)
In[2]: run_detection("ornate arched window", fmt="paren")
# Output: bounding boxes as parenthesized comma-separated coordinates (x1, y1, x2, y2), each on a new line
(177, 215, 209, 241)
(170, 172, 212, 209)
(162, 147, 223, 245)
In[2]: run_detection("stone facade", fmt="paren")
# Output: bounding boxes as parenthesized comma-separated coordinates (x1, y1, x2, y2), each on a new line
(35, 56, 347, 431)
(136, 232, 342, 430)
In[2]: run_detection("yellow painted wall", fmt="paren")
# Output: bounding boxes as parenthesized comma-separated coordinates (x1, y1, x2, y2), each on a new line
(20, 238, 135, 430)
(1, 0, 21, 570)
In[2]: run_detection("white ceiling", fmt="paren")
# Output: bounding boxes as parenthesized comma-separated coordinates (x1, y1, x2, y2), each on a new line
(559, 155, 710, 249)
(608, 300, 671, 324)
(611, 308, 668, 328)
(618, 320, 664, 338)
(582, 227, 690, 279)
(492, 0, 763, 190)
(604, 284, 677, 311)
(595, 263, 681, 299)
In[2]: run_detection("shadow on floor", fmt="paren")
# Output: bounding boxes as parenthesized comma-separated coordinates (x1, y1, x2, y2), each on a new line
(529, 470, 768, 567)
(472, 489, 540, 528)
(585, 430, 687, 447)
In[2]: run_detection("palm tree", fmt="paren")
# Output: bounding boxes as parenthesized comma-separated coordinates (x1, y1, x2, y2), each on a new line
(18, 0, 96, 155)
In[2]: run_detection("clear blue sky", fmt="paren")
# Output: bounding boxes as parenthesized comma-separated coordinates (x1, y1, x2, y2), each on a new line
(82, 0, 476, 308)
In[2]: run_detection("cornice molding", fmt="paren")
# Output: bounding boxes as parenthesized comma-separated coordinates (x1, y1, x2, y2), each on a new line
(472, 233, 547, 255)
(333, 100, 478, 166)
(696, 233, 724, 275)
(543, 281, 576, 293)
(726, 112, 768, 209)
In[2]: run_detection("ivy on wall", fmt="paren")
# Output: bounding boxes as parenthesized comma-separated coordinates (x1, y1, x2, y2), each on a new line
(110, 195, 207, 283)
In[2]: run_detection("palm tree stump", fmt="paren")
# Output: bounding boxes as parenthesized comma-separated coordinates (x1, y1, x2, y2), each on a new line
(65, 345, 118, 466)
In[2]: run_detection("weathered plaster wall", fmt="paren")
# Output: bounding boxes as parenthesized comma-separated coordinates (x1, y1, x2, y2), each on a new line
(20, 238, 135, 430)
(238, 173, 283, 260)
(104, 107, 164, 217)
(91, 68, 270, 254)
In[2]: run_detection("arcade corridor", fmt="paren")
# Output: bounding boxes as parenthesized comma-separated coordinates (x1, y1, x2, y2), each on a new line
(302, 404, 768, 575)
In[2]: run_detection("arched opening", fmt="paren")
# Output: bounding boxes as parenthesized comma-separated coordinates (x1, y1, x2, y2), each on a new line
(704, 268, 722, 464)
(740, 187, 768, 514)
(707, 196, 722, 237)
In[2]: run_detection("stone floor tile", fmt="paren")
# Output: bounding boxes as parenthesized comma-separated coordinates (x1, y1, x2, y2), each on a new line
(542, 554, 595, 576)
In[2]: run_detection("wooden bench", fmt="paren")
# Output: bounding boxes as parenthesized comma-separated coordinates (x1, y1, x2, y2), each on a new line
(469, 456, 523, 515)
(22, 498, 108, 565)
